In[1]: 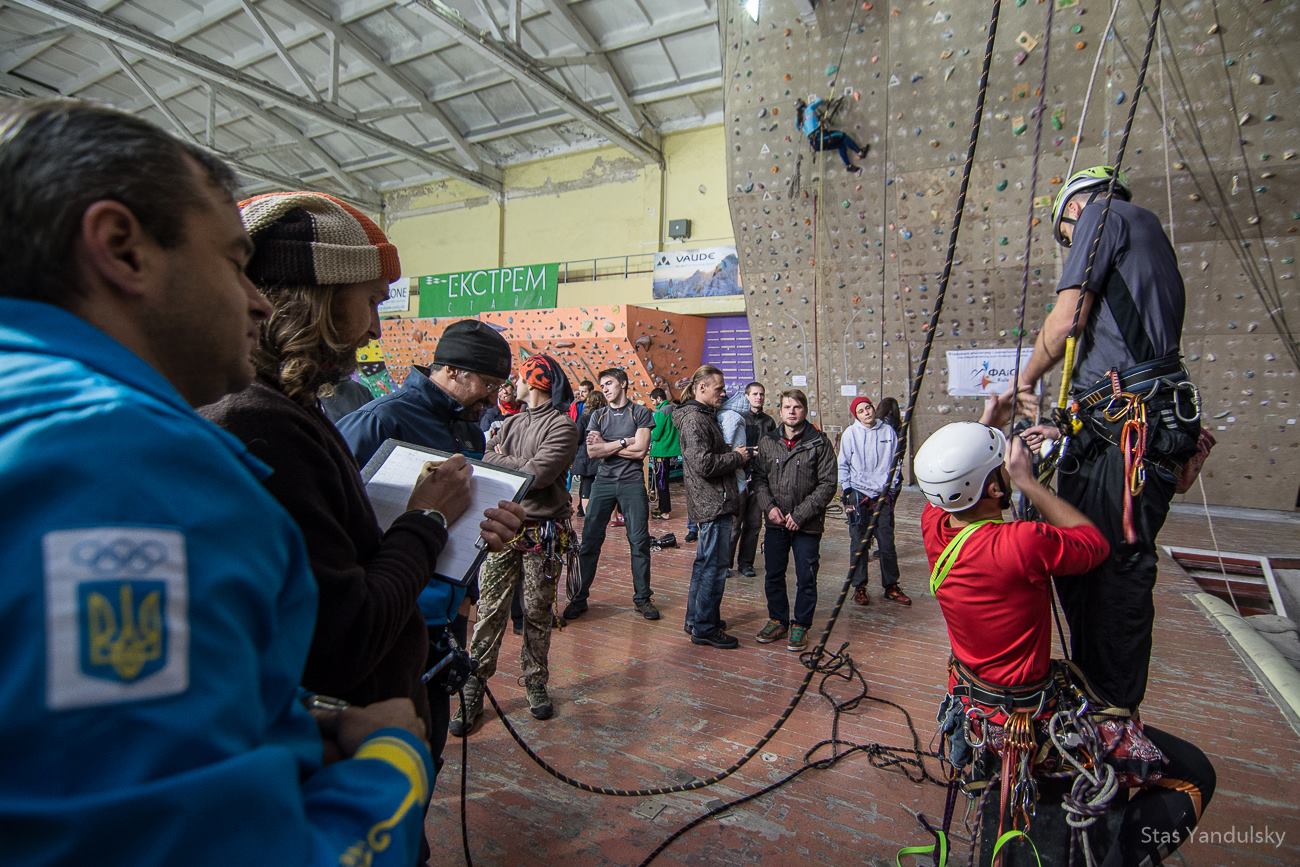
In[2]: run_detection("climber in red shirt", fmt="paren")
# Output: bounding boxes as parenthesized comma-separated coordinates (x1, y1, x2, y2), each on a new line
(916, 422, 1109, 689)
(913, 420, 1214, 867)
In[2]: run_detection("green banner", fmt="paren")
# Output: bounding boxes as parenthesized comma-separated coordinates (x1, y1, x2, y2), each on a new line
(417, 262, 559, 317)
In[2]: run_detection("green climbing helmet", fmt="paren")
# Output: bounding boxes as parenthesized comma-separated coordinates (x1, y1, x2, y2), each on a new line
(1051, 165, 1132, 247)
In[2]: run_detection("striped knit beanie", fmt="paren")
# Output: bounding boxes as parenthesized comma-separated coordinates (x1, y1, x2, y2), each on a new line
(239, 191, 401, 288)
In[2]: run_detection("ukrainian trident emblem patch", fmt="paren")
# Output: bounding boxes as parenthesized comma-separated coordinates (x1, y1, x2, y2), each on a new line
(44, 528, 189, 710)
(80, 580, 166, 683)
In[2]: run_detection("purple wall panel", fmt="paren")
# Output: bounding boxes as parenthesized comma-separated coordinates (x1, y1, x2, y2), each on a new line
(701, 315, 755, 389)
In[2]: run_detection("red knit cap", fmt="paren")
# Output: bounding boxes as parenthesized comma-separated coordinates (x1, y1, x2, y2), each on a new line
(850, 396, 874, 418)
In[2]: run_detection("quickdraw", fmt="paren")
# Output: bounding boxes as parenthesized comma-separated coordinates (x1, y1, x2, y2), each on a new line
(513, 519, 578, 626)
(1101, 376, 1149, 545)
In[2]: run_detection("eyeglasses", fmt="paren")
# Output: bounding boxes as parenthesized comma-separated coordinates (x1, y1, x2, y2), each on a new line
(467, 370, 508, 394)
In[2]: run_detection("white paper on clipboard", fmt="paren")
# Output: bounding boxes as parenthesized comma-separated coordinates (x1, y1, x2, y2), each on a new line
(360, 440, 533, 586)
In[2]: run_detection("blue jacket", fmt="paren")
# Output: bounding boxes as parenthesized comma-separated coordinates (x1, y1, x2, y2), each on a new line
(0, 299, 433, 866)
(337, 368, 483, 623)
(799, 97, 824, 137)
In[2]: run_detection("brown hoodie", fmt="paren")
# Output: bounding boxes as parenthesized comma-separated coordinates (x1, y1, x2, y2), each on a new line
(484, 403, 579, 520)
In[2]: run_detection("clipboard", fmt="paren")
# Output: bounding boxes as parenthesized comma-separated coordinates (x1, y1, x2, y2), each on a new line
(360, 439, 533, 587)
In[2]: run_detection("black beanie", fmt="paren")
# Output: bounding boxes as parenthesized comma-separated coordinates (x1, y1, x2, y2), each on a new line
(433, 320, 512, 379)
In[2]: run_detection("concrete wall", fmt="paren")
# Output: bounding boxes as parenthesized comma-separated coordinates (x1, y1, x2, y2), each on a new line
(723, 0, 1298, 509)
(381, 126, 744, 319)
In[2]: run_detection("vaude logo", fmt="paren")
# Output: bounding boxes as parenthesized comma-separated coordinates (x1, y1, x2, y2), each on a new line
(661, 251, 719, 266)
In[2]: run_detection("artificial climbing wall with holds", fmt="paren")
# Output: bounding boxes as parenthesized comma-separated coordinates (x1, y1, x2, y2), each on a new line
(364, 305, 705, 407)
(724, 0, 1298, 509)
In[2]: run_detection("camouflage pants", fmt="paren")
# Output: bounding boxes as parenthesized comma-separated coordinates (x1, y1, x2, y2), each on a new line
(468, 544, 560, 688)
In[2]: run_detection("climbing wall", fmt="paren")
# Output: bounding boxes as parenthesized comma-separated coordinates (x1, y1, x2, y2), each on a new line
(724, 0, 1299, 509)
(364, 305, 705, 407)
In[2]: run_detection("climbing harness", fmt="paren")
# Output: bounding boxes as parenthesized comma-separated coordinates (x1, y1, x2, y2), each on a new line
(510, 518, 578, 623)
(910, 654, 1162, 866)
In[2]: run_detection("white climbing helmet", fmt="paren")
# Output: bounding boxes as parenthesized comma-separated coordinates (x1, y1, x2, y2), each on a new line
(913, 422, 1008, 512)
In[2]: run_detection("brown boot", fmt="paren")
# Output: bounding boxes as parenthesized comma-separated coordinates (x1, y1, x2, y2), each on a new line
(853, 585, 870, 606)
(885, 585, 913, 606)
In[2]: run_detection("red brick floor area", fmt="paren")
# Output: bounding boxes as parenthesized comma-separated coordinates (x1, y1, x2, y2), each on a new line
(426, 489, 1300, 865)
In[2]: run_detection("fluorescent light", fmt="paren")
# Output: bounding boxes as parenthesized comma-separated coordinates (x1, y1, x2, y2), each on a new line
(744, 0, 759, 23)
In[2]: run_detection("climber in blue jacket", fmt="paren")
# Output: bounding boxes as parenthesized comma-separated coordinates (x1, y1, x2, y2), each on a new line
(0, 98, 434, 866)
(795, 94, 870, 174)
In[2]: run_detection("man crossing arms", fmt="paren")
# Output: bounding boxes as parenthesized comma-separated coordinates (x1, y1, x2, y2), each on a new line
(567, 368, 660, 621)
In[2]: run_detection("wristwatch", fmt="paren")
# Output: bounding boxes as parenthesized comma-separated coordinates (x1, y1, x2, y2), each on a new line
(619, 437, 629, 448)
(417, 508, 448, 528)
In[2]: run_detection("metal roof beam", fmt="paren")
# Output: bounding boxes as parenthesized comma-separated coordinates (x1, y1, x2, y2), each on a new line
(237, 0, 322, 102)
(0, 24, 70, 63)
(280, 0, 493, 174)
(536, 0, 645, 133)
(9, 0, 503, 192)
(220, 89, 377, 199)
(469, 0, 502, 40)
(293, 73, 722, 185)
(402, 0, 662, 167)
(380, 4, 718, 72)
(83, 48, 375, 205)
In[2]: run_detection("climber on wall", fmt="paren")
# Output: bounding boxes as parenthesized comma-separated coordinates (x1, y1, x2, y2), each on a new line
(795, 94, 869, 175)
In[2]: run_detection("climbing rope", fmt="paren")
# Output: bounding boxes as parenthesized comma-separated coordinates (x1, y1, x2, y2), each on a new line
(633, 643, 944, 867)
(1007, 0, 1056, 421)
(1154, 39, 1241, 616)
(828, 0, 864, 97)
(1055, 0, 1163, 412)
(1110, 10, 1300, 373)
(1066, 0, 1124, 178)
(456, 0, 1009, 855)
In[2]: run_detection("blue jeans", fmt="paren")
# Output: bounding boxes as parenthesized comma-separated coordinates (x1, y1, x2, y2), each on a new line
(685, 518, 732, 638)
(763, 526, 822, 628)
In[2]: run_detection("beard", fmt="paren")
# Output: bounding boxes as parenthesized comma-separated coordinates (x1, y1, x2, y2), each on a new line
(997, 469, 1012, 510)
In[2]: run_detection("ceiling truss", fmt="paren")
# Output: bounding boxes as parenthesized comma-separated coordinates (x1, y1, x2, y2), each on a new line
(1, 0, 720, 204)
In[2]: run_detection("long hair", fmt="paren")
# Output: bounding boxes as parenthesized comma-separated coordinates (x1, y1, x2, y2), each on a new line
(876, 396, 902, 432)
(253, 285, 358, 407)
(584, 390, 608, 412)
(682, 364, 724, 403)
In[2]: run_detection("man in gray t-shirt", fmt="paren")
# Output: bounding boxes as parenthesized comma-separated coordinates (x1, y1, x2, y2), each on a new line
(988, 165, 1200, 715)
(1056, 197, 1185, 389)
(566, 368, 659, 622)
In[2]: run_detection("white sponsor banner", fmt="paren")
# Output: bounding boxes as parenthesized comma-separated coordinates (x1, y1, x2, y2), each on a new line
(945, 347, 1039, 397)
(379, 277, 411, 315)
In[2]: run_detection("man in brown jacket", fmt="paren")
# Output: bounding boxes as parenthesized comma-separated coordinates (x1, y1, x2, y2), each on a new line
(750, 389, 838, 651)
(673, 365, 750, 649)
(452, 354, 580, 734)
